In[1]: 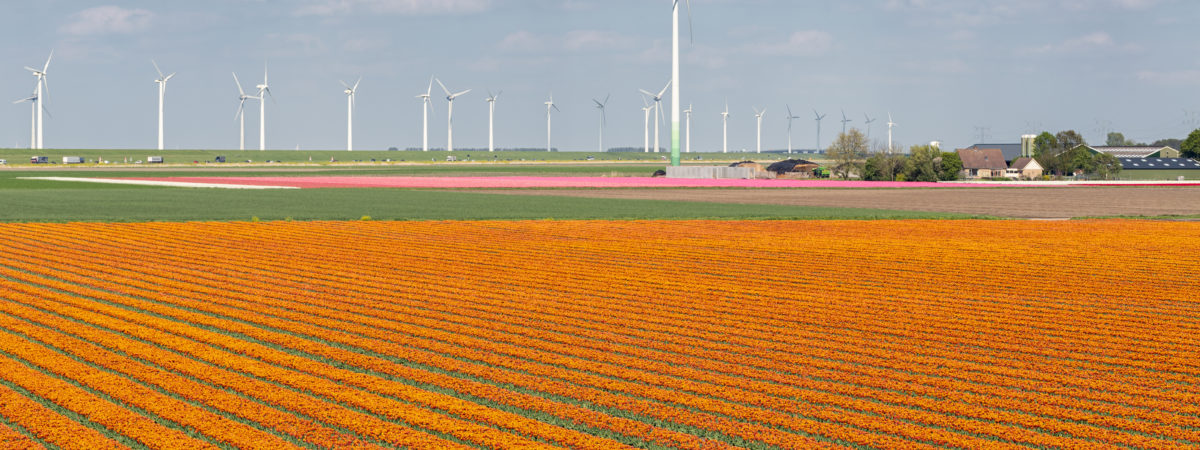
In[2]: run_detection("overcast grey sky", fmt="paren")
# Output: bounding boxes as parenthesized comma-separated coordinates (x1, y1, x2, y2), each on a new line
(2, 0, 1197, 152)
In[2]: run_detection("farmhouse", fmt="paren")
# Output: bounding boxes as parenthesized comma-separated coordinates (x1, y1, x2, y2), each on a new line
(1118, 157, 1200, 180)
(1078, 145, 1181, 159)
(956, 148, 1009, 179)
(1007, 157, 1044, 180)
(963, 143, 1022, 162)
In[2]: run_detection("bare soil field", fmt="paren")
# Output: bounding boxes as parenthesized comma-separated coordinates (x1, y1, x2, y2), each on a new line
(475, 187, 1200, 218)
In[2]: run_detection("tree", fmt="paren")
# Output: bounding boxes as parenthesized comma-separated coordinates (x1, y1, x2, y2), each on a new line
(1091, 153, 1122, 180)
(1182, 129, 1200, 159)
(1055, 130, 1086, 150)
(1152, 138, 1183, 150)
(1032, 132, 1058, 157)
(862, 152, 905, 181)
(904, 145, 940, 182)
(938, 152, 963, 181)
(827, 129, 869, 180)
(1106, 132, 1135, 146)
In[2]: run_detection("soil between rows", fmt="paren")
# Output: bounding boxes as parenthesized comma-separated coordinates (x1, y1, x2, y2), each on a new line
(469, 187, 1200, 219)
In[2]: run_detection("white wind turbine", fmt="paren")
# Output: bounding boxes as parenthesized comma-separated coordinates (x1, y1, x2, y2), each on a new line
(255, 66, 273, 151)
(864, 113, 877, 141)
(486, 90, 501, 152)
(25, 51, 52, 149)
(813, 110, 826, 151)
(152, 61, 176, 151)
(840, 109, 852, 135)
(887, 112, 897, 154)
(683, 104, 692, 153)
(544, 93, 560, 152)
(753, 107, 766, 153)
(669, 0, 694, 166)
(342, 77, 361, 151)
(786, 105, 801, 154)
(641, 96, 653, 153)
(720, 101, 730, 153)
(416, 77, 435, 152)
(639, 80, 671, 153)
(436, 78, 470, 152)
(593, 94, 609, 153)
(12, 92, 37, 149)
(232, 73, 258, 151)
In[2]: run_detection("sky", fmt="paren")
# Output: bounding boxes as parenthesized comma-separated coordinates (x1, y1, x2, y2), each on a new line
(1, 0, 1198, 152)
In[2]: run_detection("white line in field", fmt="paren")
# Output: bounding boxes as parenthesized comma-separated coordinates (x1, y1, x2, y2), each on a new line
(18, 177, 300, 190)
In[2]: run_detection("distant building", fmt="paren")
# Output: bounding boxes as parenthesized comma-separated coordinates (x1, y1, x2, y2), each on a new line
(1007, 157, 1044, 180)
(964, 143, 1022, 162)
(1077, 145, 1181, 159)
(957, 148, 1009, 179)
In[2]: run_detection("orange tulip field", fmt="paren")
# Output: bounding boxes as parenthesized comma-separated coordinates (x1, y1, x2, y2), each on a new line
(0, 219, 1197, 449)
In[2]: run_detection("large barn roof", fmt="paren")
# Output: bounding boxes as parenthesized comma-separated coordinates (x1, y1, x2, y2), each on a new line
(1119, 158, 1200, 170)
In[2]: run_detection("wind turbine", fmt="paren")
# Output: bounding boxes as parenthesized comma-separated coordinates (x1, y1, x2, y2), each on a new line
(544, 93, 560, 152)
(683, 104, 692, 153)
(753, 107, 766, 153)
(887, 112, 897, 154)
(840, 110, 852, 135)
(639, 80, 671, 153)
(813, 110, 826, 151)
(669, 0, 694, 167)
(641, 96, 653, 153)
(416, 77, 435, 151)
(25, 51, 52, 149)
(721, 101, 730, 153)
(152, 61, 175, 151)
(864, 113, 877, 140)
(255, 65, 273, 151)
(786, 105, 801, 154)
(12, 93, 36, 149)
(593, 94, 609, 153)
(486, 90, 501, 152)
(232, 73, 258, 151)
(436, 78, 470, 152)
(342, 77, 361, 151)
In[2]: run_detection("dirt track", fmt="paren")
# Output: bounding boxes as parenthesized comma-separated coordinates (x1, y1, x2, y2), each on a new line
(475, 187, 1200, 218)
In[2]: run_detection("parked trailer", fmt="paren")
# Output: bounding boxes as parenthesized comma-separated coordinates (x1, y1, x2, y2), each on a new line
(63, 156, 85, 164)
(30, 156, 48, 164)
(147, 156, 164, 164)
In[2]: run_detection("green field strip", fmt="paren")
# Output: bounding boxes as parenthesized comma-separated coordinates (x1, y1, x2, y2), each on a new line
(0, 259, 834, 449)
(16, 226, 1200, 446)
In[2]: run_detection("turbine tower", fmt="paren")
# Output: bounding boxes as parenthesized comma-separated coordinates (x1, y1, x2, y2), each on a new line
(255, 65, 273, 151)
(436, 78, 470, 152)
(342, 77, 360, 151)
(721, 102, 730, 153)
(753, 107, 766, 153)
(669, 0, 693, 167)
(25, 51, 52, 150)
(887, 112, 897, 154)
(683, 104, 692, 153)
(639, 80, 671, 153)
(840, 110, 852, 135)
(864, 114, 877, 140)
(813, 110, 826, 151)
(416, 77, 435, 151)
(486, 90, 501, 152)
(641, 96, 652, 153)
(232, 73, 258, 151)
(544, 93, 560, 152)
(152, 61, 175, 151)
(13, 93, 37, 149)
(786, 105, 801, 154)
(593, 94, 609, 153)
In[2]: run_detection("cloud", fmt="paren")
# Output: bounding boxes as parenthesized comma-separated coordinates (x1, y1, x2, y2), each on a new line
(498, 30, 635, 53)
(60, 6, 154, 35)
(296, 0, 490, 16)
(750, 31, 834, 57)
(1023, 32, 1140, 55)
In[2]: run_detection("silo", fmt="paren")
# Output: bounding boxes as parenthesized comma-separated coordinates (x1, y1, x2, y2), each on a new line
(1021, 135, 1037, 158)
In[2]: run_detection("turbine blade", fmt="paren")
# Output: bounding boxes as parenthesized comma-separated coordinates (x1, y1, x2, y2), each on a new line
(427, 76, 434, 96)
(638, 89, 655, 98)
(787, 105, 793, 118)
(436, 78, 451, 96)
(657, 80, 672, 98)
(233, 73, 245, 96)
(165, 73, 176, 82)
(453, 89, 471, 98)
(686, 0, 694, 44)
(153, 60, 164, 78)
(43, 50, 53, 73)
(603, 93, 610, 106)
(24, 67, 38, 73)
(341, 80, 350, 89)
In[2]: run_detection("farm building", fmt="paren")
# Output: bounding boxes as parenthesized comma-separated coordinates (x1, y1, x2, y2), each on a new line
(963, 143, 1022, 162)
(957, 148, 1009, 179)
(1007, 157, 1044, 180)
(1118, 157, 1200, 180)
(1077, 145, 1181, 159)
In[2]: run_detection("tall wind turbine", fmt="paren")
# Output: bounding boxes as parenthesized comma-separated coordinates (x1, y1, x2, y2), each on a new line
(786, 105, 801, 154)
(436, 78, 470, 152)
(25, 51, 52, 149)
(13, 93, 36, 149)
(683, 104, 692, 153)
(887, 112, 897, 154)
(593, 94, 609, 153)
(813, 110, 826, 151)
(544, 93, 560, 152)
(840, 110, 852, 135)
(232, 73, 258, 151)
(342, 77, 360, 151)
(641, 96, 653, 153)
(753, 107, 766, 153)
(639, 80, 671, 153)
(486, 90, 501, 152)
(152, 61, 175, 151)
(255, 65, 273, 151)
(669, 0, 694, 167)
(864, 113, 877, 140)
(416, 77, 434, 151)
(721, 102, 730, 153)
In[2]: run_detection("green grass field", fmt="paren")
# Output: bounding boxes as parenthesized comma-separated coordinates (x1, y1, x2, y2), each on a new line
(0, 149, 779, 166)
